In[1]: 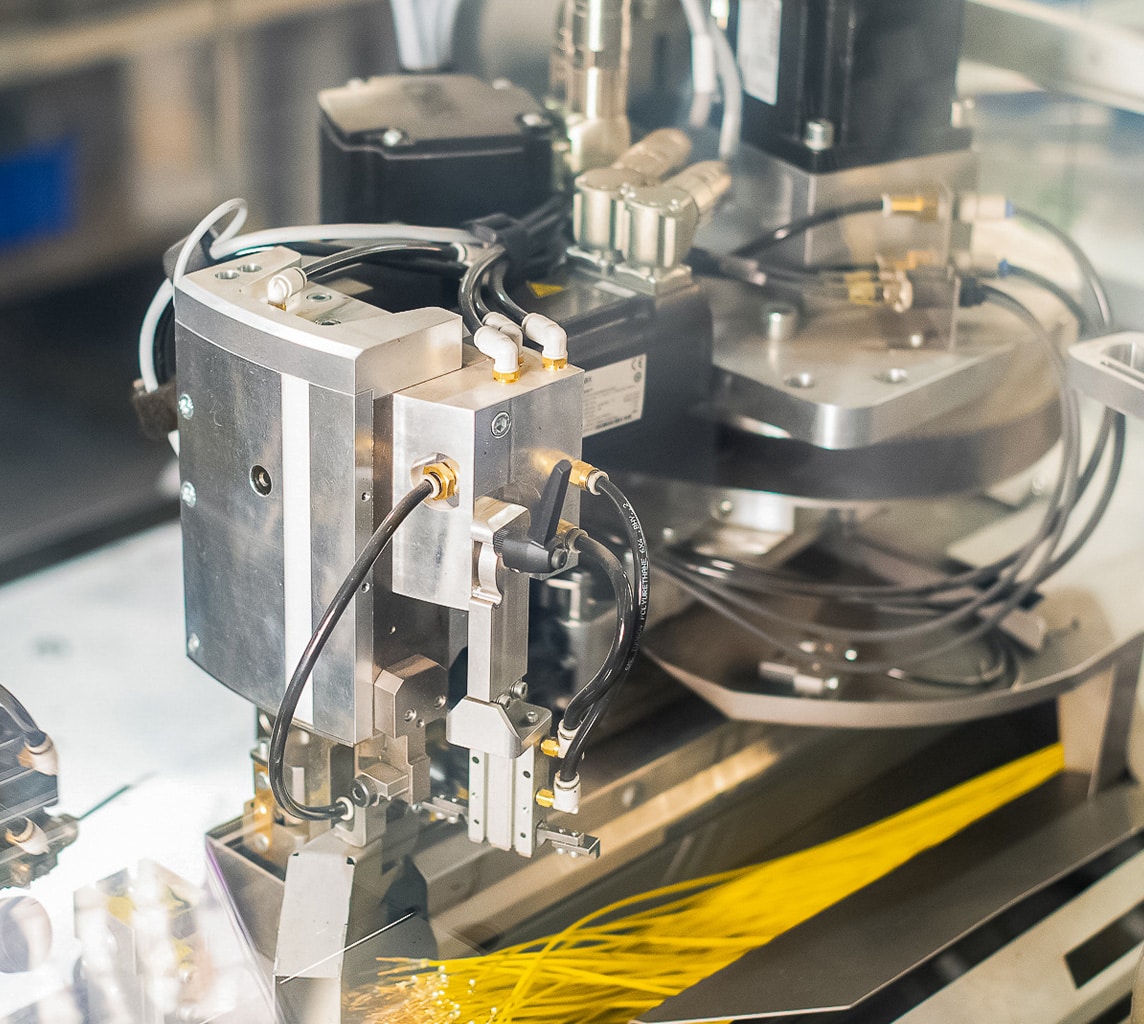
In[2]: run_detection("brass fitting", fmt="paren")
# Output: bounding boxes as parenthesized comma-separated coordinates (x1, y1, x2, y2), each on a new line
(569, 459, 607, 493)
(422, 462, 459, 500)
(884, 189, 941, 221)
(536, 788, 556, 808)
(540, 738, 561, 758)
(543, 356, 568, 371)
(493, 368, 522, 384)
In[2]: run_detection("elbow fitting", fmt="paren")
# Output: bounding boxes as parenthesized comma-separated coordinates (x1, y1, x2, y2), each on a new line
(482, 312, 524, 353)
(6, 818, 49, 856)
(19, 735, 58, 777)
(522, 313, 569, 368)
(265, 267, 308, 307)
(473, 325, 522, 382)
(553, 773, 581, 814)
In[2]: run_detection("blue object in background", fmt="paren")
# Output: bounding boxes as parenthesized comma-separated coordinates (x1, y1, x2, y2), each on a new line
(0, 140, 76, 250)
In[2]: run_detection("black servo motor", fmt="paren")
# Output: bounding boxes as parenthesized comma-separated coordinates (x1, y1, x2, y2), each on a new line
(318, 74, 557, 227)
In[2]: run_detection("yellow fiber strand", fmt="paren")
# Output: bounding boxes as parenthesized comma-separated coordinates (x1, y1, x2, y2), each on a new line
(348, 744, 1064, 1024)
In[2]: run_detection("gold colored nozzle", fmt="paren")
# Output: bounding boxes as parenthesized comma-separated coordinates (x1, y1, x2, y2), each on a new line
(540, 738, 561, 758)
(536, 788, 556, 808)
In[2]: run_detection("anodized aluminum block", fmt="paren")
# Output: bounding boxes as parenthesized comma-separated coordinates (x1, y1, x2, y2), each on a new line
(390, 349, 584, 611)
(174, 247, 462, 745)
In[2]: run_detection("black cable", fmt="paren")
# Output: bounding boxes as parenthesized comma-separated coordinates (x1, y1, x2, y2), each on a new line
(488, 260, 531, 325)
(562, 537, 635, 732)
(268, 479, 434, 822)
(0, 683, 46, 747)
(655, 287, 1083, 677)
(1011, 206, 1113, 328)
(459, 245, 507, 333)
(557, 479, 651, 782)
(1002, 263, 1091, 336)
(596, 479, 650, 679)
(560, 682, 618, 781)
(522, 194, 570, 229)
(732, 199, 885, 260)
(1040, 411, 1126, 580)
(303, 241, 458, 281)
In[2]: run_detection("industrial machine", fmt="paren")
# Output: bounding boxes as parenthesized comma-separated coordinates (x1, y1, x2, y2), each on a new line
(51, 0, 1144, 1021)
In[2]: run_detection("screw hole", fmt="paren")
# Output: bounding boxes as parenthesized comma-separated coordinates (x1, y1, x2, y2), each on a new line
(250, 465, 272, 495)
(309, 292, 331, 302)
(784, 371, 815, 389)
(523, 770, 531, 779)
(238, 263, 262, 273)
(215, 269, 240, 280)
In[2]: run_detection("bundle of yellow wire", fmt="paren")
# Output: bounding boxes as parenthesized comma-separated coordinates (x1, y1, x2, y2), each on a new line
(348, 744, 1064, 1024)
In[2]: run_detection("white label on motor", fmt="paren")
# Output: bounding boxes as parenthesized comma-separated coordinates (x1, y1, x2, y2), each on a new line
(583, 355, 646, 437)
(738, 0, 783, 105)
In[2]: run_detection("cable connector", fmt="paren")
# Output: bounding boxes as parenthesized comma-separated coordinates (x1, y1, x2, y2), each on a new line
(882, 189, 942, 222)
(464, 212, 530, 266)
(18, 736, 58, 777)
(553, 773, 581, 814)
(569, 459, 607, 494)
(845, 271, 914, 313)
(557, 720, 578, 758)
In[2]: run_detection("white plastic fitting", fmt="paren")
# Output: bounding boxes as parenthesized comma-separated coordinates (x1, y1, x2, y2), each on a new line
(473, 325, 521, 376)
(553, 773, 582, 814)
(265, 267, 308, 306)
(521, 313, 569, 364)
(557, 721, 578, 758)
(957, 193, 1012, 223)
(481, 312, 524, 352)
(20, 736, 58, 777)
(5, 818, 49, 856)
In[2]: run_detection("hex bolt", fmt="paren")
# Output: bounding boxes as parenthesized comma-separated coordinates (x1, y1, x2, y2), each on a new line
(491, 411, 512, 437)
(525, 710, 539, 725)
(177, 393, 194, 420)
(180, 481, 197, 508)
(403, 708, 417, 722)
(803, 118, 835, 152)
(509, 680, 529, 700)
